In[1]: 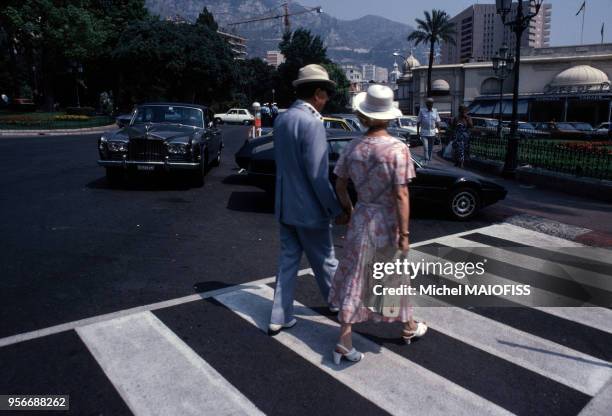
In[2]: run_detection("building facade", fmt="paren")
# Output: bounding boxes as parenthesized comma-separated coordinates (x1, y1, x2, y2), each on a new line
(217, 30, 248, 60)
(441, 2, 551, 64)
(406, 43, 611, 126)
(265, 51, 285, 68)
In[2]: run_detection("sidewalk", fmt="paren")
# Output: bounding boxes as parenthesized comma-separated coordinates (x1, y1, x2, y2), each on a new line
(0, 124, 117, 137)
(425, 145, 612, 247)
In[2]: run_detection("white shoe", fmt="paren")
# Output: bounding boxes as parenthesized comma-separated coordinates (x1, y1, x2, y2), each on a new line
(402, 321, 428, 344)
(268, 318, 297, 335)
(332, 343, 364, 365)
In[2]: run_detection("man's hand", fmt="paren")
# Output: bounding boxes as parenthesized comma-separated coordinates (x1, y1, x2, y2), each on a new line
(335, 212, 350, 225)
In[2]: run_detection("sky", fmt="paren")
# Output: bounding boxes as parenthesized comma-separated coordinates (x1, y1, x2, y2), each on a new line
(299, 0, 612, 46)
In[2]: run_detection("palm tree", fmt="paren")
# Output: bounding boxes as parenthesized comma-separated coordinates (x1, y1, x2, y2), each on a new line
(407, 10, 456, 97)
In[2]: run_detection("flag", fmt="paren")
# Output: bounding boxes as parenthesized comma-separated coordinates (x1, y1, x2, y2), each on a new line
(575, 1, 585, 16)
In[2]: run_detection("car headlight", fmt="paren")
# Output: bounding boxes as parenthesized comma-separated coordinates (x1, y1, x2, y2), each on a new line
(107, 141, 128, 152)
(99, 136, 107, 151)
(167, 143, 188, 154)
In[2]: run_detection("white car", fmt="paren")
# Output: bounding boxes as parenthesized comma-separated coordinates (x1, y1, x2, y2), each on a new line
(213, 108, 254, 125)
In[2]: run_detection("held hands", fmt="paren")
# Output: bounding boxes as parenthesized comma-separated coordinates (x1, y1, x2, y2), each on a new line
(335, 205, 352, 225)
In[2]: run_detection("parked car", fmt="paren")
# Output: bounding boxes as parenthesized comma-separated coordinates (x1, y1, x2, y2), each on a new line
(213, 108, 254, 125)
(533, 122, 585, 140)
(116, 113, 132, 128)
(568, 122, 595, 139)
(500, 121, 550, 139)
(98, 102, 223, 186)
(329, 113, 366, 132)
(235, 132, 507, 220)
(388, 116, 421, 147)
(471, 117, 500, 138)
(322, 116, 353, 131)
(594, 122, 611, 139)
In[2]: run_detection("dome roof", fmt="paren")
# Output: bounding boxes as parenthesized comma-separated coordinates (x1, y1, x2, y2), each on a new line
(431, 79, 450, 92)
(550, 65, 609, 87)
(403, 54, 420, 72)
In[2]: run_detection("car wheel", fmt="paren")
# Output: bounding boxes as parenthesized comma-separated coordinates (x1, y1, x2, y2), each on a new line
(214, 118, 223, 125)
(243, 119, 251, 126)
(448, 187, 480, 220)
(211, 144, 222, 167)
(191, 150, 207, 187)
(105, 167, 123, 186)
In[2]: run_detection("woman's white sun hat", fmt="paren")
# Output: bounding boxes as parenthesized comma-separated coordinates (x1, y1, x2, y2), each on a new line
(292, 64, 337, 88)
(353, 84, 402, 120)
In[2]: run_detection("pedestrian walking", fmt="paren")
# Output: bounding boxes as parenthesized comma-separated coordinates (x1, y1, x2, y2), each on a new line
(268, 64, 346, 335)
(329, 84, 427, 365)
(417, 97, 441, 163)
(452, 104, 473, 168)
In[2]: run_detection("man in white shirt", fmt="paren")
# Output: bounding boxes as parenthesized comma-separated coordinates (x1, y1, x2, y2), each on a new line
(417, 97, 441, 163)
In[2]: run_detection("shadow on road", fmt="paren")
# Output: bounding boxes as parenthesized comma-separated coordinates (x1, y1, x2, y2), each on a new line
(86, 172, 195, 191)
(226, 191, 274, 214)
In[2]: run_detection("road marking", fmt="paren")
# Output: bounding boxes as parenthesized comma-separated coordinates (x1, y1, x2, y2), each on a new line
(215, 284, 514, 416)
(0, 270, 315, 348)
(413, 297, 612, 396)
(77, 312, 263, 416)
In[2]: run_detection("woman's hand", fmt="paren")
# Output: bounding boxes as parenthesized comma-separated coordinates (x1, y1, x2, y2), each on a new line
(398, 235, 410, 252)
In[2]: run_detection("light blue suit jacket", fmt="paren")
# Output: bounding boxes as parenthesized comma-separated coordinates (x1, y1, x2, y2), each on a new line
(273, 102, 342, 228)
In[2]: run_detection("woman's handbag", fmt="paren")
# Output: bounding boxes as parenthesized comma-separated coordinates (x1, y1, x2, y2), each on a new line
(364, 246, 409, 318)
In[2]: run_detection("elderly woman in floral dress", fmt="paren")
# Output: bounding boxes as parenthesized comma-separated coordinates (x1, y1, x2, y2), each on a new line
(329, 85, 428, 365)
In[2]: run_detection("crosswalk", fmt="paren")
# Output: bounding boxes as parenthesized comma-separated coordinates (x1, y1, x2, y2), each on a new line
(2, 222, 612, 415)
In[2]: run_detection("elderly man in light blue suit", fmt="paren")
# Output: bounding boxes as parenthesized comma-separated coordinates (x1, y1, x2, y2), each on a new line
(269, 64, 345, 335)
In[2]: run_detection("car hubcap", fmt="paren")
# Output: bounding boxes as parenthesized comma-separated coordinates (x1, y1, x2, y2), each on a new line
(452, 192, 476, 217)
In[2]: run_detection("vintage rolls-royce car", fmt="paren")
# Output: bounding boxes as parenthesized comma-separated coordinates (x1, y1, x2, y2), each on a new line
(98, 103, 223, 186)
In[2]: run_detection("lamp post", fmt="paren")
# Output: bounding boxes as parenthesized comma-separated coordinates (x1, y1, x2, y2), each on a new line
(491, 44, 514, 138)
(496, 0, 544, 178)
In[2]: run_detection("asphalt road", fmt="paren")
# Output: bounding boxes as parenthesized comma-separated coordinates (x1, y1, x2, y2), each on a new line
(1, 126, 610, 416)
(0, 126, 499, 339)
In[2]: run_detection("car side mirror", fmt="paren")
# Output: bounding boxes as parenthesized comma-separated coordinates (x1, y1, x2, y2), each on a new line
(207, 121, 214, 129)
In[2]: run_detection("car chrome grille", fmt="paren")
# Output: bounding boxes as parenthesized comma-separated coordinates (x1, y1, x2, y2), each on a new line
(128, 139, 165, 161)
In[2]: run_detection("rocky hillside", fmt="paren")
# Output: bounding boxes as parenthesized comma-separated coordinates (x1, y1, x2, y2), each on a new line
(145, 0, 422, 68)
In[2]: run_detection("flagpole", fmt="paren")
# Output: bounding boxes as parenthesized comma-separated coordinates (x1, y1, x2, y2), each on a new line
(581, 1, 586, 45)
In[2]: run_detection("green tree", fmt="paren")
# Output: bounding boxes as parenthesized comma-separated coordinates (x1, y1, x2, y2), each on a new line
(0, 1, 109, 109)
(277, 28, 348, 110)
(112, 20, 236, 106)
(233, 58, 278, 107)
(407, 9, 455, 97)
(195, 7, 218, 31)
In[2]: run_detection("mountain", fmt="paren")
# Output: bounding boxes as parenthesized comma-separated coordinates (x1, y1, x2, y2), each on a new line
(144, 0, 424, 69)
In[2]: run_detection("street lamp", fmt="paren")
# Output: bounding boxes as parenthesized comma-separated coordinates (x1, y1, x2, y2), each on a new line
(496, 0, 544, 178)
(491, 44, 514, 138)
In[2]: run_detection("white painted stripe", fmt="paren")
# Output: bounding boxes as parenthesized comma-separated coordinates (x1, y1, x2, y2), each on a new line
(214, 284, 514, 416)
(77, 312, 263, 416)
(481, 224, 612, 263)
(0, 274, 281, 348)
(427, 235, 612, 333)
(578, 377, 612, 416)
(438, 236, 612, 292)
(413, 297, 612, 396)
(409, 247, 603, 309)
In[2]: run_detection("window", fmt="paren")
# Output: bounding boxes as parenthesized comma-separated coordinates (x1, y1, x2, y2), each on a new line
(239, 110, 247, 115)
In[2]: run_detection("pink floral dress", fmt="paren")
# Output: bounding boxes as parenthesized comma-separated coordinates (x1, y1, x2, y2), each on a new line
(329, 135, 416, 324)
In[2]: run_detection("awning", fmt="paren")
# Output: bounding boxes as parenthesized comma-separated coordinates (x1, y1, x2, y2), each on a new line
(471, 99, 528, 116)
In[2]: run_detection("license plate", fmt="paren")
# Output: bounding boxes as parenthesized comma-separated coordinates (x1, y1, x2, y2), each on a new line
(137, 165, 155, 171)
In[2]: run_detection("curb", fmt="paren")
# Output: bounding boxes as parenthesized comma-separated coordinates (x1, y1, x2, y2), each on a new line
(0, 124, 117, 137)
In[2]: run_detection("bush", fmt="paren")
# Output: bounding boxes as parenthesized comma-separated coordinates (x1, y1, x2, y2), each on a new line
(66, 106, 95, 116)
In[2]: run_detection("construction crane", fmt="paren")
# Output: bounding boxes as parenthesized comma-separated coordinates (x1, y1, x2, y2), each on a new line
(227, 1, 323, 33)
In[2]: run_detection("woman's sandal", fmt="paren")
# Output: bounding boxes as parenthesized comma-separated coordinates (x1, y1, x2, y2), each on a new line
(332, 343, 364, 365)
(402, 321, 428, 344)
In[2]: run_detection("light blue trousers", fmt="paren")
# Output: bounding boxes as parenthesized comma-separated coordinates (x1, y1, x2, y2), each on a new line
(270, 222, 338, 325)
(421, 135, 436, 161)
